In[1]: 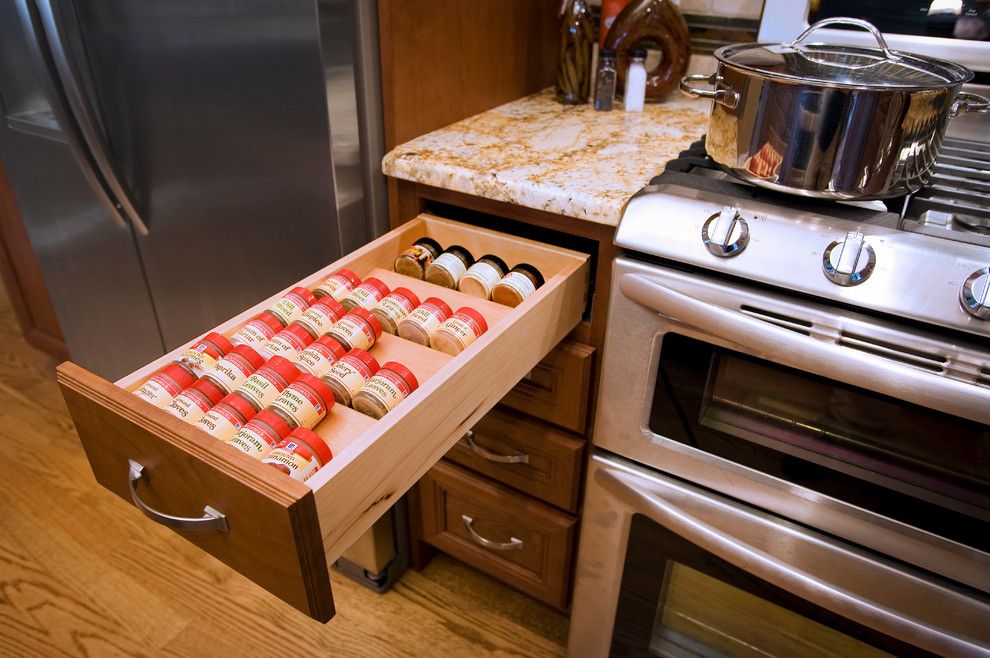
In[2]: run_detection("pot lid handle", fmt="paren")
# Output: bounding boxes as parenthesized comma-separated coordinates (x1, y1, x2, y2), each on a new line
(789, 17, 900, 62)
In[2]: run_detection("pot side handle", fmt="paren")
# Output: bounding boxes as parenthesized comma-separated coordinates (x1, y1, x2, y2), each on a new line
(951, 92, 990, 118)
(679, 73, 738, 109)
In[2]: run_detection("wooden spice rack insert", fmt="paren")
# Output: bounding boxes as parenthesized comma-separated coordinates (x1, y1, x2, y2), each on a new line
(57, 214, 589, 622)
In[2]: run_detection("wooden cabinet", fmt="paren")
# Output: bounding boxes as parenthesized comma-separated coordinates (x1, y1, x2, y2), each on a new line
(58, 214, 589, 622)
(502, 341, 594, 434)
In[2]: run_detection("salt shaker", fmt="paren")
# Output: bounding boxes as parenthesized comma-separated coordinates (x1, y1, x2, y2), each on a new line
(594, 50, 617, 111)
(624, 48, 647, 112)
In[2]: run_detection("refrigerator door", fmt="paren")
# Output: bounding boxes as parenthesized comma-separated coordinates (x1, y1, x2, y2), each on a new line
(65, 0, 347, 350)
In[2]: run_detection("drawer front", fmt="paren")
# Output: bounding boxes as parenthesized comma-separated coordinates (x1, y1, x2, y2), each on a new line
(58, 214, 588, 622)
(418, 460, 576, 608)
(446, 407, 584, 511)
(501, 341, 594, 433)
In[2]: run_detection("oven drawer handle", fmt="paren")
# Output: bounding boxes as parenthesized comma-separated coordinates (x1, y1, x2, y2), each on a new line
(618, 273, 990, 425)
(461, 515, 524, 551)
(597, 466, 986, 657)
(128, 460, 229, 532)
(464, 430, 530, 464)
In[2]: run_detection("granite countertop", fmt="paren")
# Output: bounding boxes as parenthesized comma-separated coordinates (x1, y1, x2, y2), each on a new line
(382, 89, 710, 227)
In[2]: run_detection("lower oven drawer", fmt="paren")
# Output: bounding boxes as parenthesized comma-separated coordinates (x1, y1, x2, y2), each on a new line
(418, 460, 577, 608)
(57, 214, 589, 621)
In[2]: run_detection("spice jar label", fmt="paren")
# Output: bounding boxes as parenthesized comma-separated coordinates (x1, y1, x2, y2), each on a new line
(261, 443, 320, 482)
(432, 252, 468, 281)
(208, 356, 253, 394)
(327, 358, 373, 399)
(362, 370, 412, 409)
(498, 271, 537, 299)
(177, 350, 217, 377)
(261, 332, 306, 361)
(269, 293, 309, 326)
(295, 342, 339, 377)
(270, 384, 327, 429)
(198, 405, 244, 440)
(228, 423, 280, 458)
(345, 285, 383, 310)
(331, 316, 375, 351)
(237, 370, 286, 409)
(315, 273, 356, 300)
(462, 262, 502, 296)
(135, 375, 182, 407)
(231, 319, 278, 346)
(167, 392, 210, 423)
(298, 304, 340, 335)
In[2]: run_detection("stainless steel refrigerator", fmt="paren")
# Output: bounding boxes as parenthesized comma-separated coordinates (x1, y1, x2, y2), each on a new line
(0, 0, 388, 381)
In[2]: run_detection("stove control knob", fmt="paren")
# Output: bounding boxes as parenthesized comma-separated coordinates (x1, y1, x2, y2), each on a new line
(702, 206, 749, 258)
(960, 267, 990, 320)
(822, 231, 875, 286)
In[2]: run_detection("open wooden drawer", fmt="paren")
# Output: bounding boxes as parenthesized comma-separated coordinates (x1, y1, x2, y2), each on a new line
(56, 214, 588, 622)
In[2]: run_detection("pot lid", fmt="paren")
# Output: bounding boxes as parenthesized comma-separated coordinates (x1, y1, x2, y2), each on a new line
(716, 17, 973, 90)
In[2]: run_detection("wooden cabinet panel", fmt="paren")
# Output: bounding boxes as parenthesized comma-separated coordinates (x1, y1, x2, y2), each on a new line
(501, 340, 594, 433)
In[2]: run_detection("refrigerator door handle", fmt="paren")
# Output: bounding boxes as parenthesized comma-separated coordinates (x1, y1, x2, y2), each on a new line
(33, 0, 150, 236)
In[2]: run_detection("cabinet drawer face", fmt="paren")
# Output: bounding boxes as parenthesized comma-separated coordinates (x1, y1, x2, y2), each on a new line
(418, 461, 576, 608)
(57, 214, 588, 622)
(501, 341, 594, 433)
(446, 408, 584, 511)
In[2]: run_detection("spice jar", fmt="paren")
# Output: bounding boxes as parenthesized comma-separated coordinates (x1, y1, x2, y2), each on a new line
(492, 263, 545, 307)
(261, 428, 333, 482)
(294, 335, 347, 378)
(202, 344, 265, 395)
(268, 374, 335, 430)
(230, 311, 284, 347)
(175, 331, 234, 378)
(394, 237, 442, 280)
(321, 348, 380, 406)
(257, 324, 314, 361)
(458, 254, 508, 300)
(397, 297, 453, 347)
(340, 277, 390, 312)
(197, 393, 258, 441)
(594, 49, 618, 111)
(425, 245, 474, 289)
(327, 308, 382, 352)
(371, 287, 421, 335)
(226, 409, 292, 459)
(264, 286, 316, 327)
(294, 298, 346, 339)
(312, 268, 361, 301)
(233, 355, 300, 411)
(352, 362, 420, 419)
(165, 378, 226, 425)
(134, 363, 197, 408)
(432, 307, 489, 355)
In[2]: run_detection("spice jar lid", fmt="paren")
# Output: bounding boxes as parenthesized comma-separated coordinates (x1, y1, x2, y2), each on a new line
(254, 408, 292, 438)
(220, 392, 258, 420)
(453, 307, 488, 334)
(231, 344, 265, 370)
(348, 308, 383, 339)
(332, 269, 362, 288)
(265, 355, 301, 384)
(412, 237, 443, 258)
(424, 296, 453, 319)
(161, 363, 197, 389)
(253, 311, 286, 333)
(313, 297, 346, 320)
(283, 323, 315, 345)
(294, 374, 336, 410)
(446, 245, 476, 267)
(313, 335, 347, 360)
(285, 427, 333, 466)
(392, 287, 422, 309)
(203, 331, 234, 356)
(344, 348, 381, 374)
(189, 377, 226, 405)
(289, 286, 317, 307)
(381, 361, 419, 392)
(477, 254, 509, 276)
(362, 277, 391, 299)
(511, 263, 545, 288)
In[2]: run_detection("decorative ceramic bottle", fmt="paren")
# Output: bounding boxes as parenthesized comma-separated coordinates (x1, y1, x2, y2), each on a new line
(603, 0, 691, 102)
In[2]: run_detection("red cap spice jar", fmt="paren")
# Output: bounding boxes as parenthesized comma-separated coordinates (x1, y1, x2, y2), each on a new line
(340, 277, 390, 312)
(134, 363, 197, 408)
(327, 308, 382, 352)
(175, 331, 234, 378)
(230, 311, 284, 347)
(397, 297, 453, 347)
(312, 268, 361, 301)
(425, 245, 474, 289)
(294, 297, 346, 339)
(432, 307, 488, 355)
(294, 335, 347, 378)
(197, 392, 258, 441)
(264, 286, 316, 327)
(261, 428, 333, 482)
(257, 324, 314, 361)
(226, 409, 292, 459)
(203, 344, 265, 395)
(371, 287, 421, 335)
(459, 254, 509, 300)
(492, 263, 544, 307)
(352, 362, 420, 419)
(268, 374, 335, 430)
(321, 348, 380, 406)
(393, 237, 442, 280)
(233, 355, 301, 411)
(165, 378, 226, 425)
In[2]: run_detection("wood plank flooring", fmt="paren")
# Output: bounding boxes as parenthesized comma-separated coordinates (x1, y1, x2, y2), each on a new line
(0, 284, 568, 657)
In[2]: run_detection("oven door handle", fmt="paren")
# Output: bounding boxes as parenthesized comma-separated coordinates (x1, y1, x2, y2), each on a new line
(598, 465, 989, 657)
(619, 273, 990, 425)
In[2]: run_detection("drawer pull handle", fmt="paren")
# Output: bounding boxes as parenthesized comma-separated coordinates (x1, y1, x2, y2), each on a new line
(464, 431, 530, 464)
(128, 460, 229, 533)
(461, 514, 523, 551)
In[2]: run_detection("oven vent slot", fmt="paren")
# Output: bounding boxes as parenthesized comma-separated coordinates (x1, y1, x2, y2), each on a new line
(739, 306, 813, 336)
(838, 331, 947, 373)
(980, 368, 990, 387)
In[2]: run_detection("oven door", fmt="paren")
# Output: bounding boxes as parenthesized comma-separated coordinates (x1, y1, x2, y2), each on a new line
(595, 256, 990, 592)
(568, 453, 990, 657)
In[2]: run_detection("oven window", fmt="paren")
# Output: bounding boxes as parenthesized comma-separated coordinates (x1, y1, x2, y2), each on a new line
(649, 333, 989, 551)
(809, 1, 990, 41)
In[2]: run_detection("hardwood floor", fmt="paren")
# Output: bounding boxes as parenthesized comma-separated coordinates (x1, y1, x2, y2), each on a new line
(0, 283, 568, 657)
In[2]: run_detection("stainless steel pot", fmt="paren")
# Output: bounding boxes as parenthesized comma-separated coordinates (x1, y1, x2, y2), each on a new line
(679, 18, 990, 200)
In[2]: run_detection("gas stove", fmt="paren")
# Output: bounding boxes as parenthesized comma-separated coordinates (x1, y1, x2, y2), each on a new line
(617, 131, 990, 340)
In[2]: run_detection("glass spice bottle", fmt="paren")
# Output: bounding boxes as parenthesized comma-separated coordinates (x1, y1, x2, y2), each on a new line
(555, 0, 594, 104)
(594, 49, 618, 111)
(394, 238, 442, 280)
